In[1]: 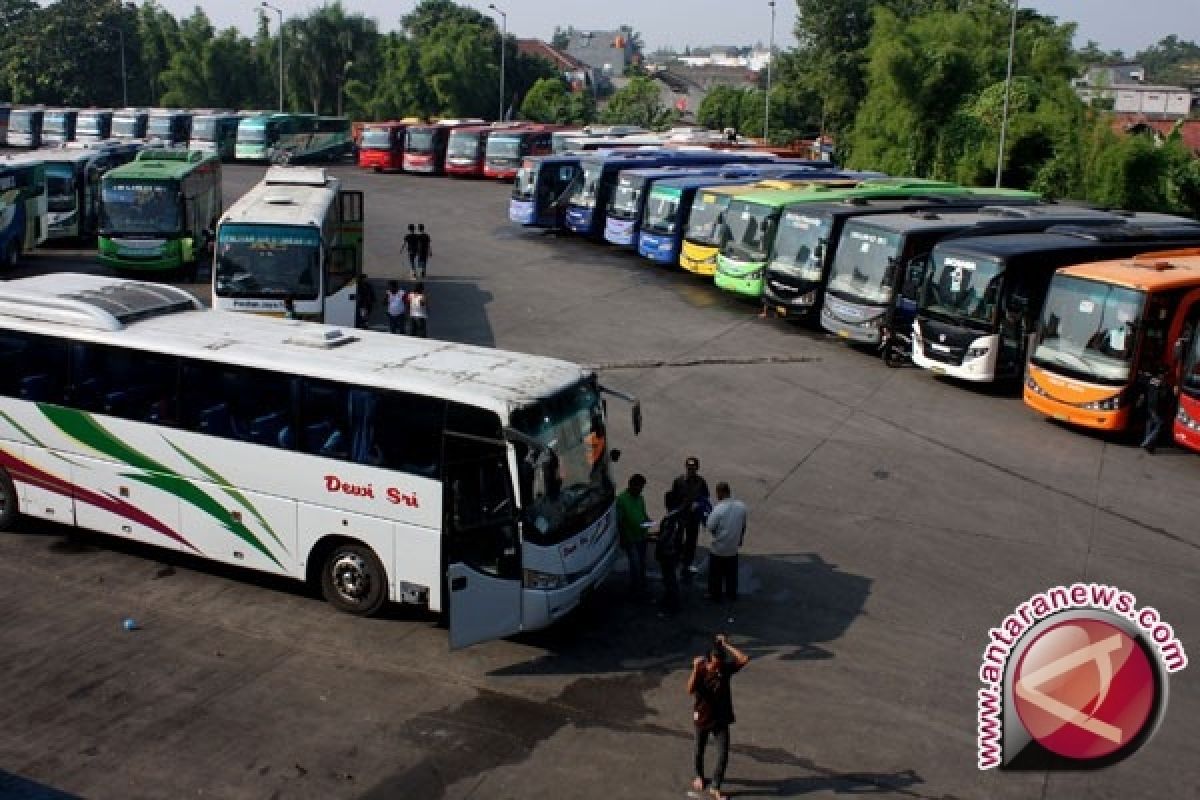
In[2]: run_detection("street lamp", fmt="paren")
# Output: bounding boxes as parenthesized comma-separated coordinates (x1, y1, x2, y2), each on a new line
(261, 1, 284, 112)
(487, 3, 507, 122)
(118, 26, 127, 107)
(996, 0, 1018, 187)
(765, 1, 776, 143)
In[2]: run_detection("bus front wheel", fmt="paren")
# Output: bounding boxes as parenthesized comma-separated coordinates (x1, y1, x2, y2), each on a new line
(0, 466, 19, 531)
(320, 541, 388, 616)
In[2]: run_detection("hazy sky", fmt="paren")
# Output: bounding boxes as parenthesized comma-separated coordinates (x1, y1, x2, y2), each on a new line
(161, 1, 1191, 56)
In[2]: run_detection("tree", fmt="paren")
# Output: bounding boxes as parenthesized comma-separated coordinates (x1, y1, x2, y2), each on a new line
(520, 77, 570, 122)
(601, 75, 676, 129)
(285, 3, 379, 115)
(1134, 35, 1200, 85)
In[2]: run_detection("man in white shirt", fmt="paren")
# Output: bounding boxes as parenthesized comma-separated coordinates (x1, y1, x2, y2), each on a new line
(706, 482, 746, 604)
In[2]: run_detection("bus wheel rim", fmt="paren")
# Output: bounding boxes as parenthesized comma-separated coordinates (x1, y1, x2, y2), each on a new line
(331, 552, 372, 603)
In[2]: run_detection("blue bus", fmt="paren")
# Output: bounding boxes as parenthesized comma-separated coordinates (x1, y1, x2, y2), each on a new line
(0, 161, 48, 267)
(510, 154, 604, 230)
(563, 150, 780, 240)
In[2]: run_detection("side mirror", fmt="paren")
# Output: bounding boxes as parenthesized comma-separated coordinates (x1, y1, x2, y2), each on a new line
(632, 402, 642, 436)
(814, 239, 827, 262)
(609, 448, 621, 463)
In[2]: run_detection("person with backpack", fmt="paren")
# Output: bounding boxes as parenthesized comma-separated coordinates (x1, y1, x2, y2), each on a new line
(655, 488, 685, 615)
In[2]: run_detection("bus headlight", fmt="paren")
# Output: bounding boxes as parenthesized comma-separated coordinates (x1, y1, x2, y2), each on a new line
(523, 569, 566, 590)
(743, 269, 764, 281)
(1025, 373, 1048, 396)
(1081, 393, 1124, 411)
(797, 290, 817, 305)
(965, 345, 990, 359)
(1176, 405, 1200, 431)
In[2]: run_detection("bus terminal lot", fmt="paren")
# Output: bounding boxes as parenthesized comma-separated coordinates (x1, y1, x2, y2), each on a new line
(2, 165, 1199, 799)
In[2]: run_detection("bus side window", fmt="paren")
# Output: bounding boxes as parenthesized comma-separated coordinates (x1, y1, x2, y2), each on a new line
(69, 343, 178, 423)
(0, 332, 68, 404)
(374, 392, 446, 476)
(180, 361, 295, 446)
(326, 246, 357, 296)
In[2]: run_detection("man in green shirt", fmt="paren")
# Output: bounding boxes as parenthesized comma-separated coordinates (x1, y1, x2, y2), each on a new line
(615, 473, 650, 600)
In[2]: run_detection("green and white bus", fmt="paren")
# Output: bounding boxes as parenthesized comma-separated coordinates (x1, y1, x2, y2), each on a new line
(97, 149, 223, 276)
(236, 113, 308, 161)
(0, 273, 636, 647)
(213, 166, 363, 325)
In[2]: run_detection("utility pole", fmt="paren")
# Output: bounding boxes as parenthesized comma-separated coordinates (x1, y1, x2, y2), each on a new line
(262, 2, 284, 112)
(488, 4, 508, 121)
(118, 26, 127, 106)
(765, 1, 776, 143)
(996, 0, 1018, 188)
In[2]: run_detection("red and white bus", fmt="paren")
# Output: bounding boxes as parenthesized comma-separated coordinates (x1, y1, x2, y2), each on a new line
(403, 119, 485, 175)
(444, 125, 494, 178)
(484, 125, 557, 181)
(357, 121, 414, 172)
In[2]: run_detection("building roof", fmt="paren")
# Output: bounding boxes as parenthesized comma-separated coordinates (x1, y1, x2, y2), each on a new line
(1113, 116, 1200, 154)
(516, 39, 588, 72)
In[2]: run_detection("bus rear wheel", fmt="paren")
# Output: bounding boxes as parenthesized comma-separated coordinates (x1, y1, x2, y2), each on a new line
(320, 542, 387, 616)
(0, 466, 19, 531)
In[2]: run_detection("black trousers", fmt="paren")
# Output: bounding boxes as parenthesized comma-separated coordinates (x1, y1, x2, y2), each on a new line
(679, 514, 702, 574)
(657, 555, 679, 611)
(694, 726, 730, 788)
(708, 554, 738, 602)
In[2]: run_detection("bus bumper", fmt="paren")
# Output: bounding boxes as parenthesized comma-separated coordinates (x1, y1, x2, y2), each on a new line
(714, 259, 765, 298)
(521, 532, 618, 630)
(509, 199, 536, 226)
(820, 299, 884, 344)
(1173, 405, 1200, 452)
(564, 207, 592, 234)
(1022, 369, 1130, 432)
(638, 233, 677, 263)
(97, 238, 184, 272)
(603, 218, 636, 246)
(679, 244, 719, 276)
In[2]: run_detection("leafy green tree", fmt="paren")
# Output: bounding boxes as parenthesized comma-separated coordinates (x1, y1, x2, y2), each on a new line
(1135, 35, 1200, 85)
(285, 3, 379, 115)
(520, 77, 570, 122)
(600, 76, 676, 129)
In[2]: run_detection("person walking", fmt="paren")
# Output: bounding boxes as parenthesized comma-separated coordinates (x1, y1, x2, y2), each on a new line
(706, 482, 747, 604)
(672, 456, 711, 583)
(407, 283, 429, 337)
(1139, 365, 1170, 454)
(355, 274, 376, 329)
(385, 280, 407, 334)
(688, 634, 750, 800)
(414, 223, 432, 278)
(655, 488, 685, 615)
(615, 473, 651, 601)
(282, 295, 297, 320)
(404, 224, 420, 278)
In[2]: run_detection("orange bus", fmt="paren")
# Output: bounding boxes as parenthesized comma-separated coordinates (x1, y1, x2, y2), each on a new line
(1024, 248, 1200, 434)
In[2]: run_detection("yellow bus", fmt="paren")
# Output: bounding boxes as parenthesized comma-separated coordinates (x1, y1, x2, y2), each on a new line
(678, 179, 857, 276)
(1023, 248, 1200, 433)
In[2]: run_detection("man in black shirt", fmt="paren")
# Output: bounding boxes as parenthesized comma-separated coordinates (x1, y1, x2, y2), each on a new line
(671, 456, 710, 583)
(688, 634, 749, 800)
(403, 224, 420, 278)
(414, 223, 432, 278)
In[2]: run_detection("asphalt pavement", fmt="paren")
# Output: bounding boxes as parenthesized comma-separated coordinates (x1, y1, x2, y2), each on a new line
(0, 164, 1197, 799)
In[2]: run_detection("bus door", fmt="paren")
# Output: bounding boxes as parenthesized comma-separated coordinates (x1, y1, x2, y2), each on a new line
(324, 189, 363, 326)
(444, 430, 522, 649)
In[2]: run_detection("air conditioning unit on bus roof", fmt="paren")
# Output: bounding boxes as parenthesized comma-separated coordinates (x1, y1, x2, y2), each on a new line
(264, 166, 329, 187)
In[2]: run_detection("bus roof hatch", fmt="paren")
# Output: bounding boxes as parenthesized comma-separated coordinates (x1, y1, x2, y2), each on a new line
(265, 166, 329, 187)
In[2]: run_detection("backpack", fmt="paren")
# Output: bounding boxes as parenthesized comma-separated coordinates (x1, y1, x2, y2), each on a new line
(657, 510, 683, 560)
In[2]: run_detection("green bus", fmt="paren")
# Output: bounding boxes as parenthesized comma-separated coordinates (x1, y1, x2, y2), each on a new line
(713, 179, 1040, 299)
(97, 149, 223, 277)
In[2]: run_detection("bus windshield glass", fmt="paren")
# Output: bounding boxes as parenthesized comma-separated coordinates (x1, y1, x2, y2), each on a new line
(722, 202, 776, 261)
(215, 224, 321, 300)
(513, 162, 537, 199)
(512, 381, 613, 546)
(487, 137, 521, 159)
(826, 223, 902, 304)
(239, 123, 266, 143)
(406, 130, 435, 153)
(567, 163, 603, 208)
(1031, 275, 1145, 384)
(44, 114, 66, 133)
(684, 193, 731, 244)
(10, 113, 32, 133)
(1183, 332, 1200, 395)
(46, 164, 78, 212)
(610, 178, 643, 216)
(447, 133, 479, 158)
(770, 210, 830, 280)
(192, 118, 216, 139)
(112, 117, 138, 137)
(642, 190, 681, 234)
(100, 180, 180, 235)
(148, 117, 172, 136)
(922, 253, 1004, 329)
(360, 128, 392, 149)
(77, 117, 103, 136)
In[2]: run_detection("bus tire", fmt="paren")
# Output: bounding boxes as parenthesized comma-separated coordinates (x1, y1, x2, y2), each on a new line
(319, 541, 388, 616)
(0, 466, 19, 531)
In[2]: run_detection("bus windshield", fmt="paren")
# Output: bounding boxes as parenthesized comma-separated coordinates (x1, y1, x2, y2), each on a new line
(101, 180, 180, 235)
(44, 115, 66, 133)
(513, 163, 537, 200)
(1031, 275, 1145, 385)
(685, 193, 732, 244)
(112, 117, 138, 137)
(567, 163, 603, 208)
(642, 190, 681, 234)
(78, 118, 103, 136)
(406, 130, 435, 153)
(447, 133, 479, 157)
(487, 137, 521, 159)
(148, 117, 173, 136)
(922, 253, 1004, 330)
(512, 381, 613, 546)
(826, 224, 902, 304)
(215, 224, 321, 300)
(46, 164, 78, 212)
(10, 113, 32, 133)
(192, 118, 216, 139)
(360, 128, 392, 149)
(770, 210, 830, 281)
(1183, 332, 1200, 395)
(722, 202, 776, 261)
(610, 178, 643, 216)
(239, 124, 266, 143)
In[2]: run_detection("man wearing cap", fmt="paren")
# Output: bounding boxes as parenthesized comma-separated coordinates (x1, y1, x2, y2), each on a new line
(671, 457, 710, 584)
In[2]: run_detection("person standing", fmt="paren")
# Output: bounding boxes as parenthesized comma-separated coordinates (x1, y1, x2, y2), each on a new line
(415, 223, 433, 278)
(355, 274, 376, 329)
(385, 280, 407, 334)
(655, 489, 685, 615)
(706, 482, 746, 604)
(615, 473, 650, 601)
(407, 283, 429, 337)
(282, 295, 297, 320)
(688, 634, 750, 800)
(403, 224, 420, 278)
(1140, 365, 1170, 454)
(672, 456, 710, 583)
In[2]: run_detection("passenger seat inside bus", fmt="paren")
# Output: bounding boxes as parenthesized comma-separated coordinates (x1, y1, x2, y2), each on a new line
(19, 374, 54, 403)
(248, 411, 289, 445)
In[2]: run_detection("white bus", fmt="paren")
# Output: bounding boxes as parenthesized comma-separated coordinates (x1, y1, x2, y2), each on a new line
(213, 166, 363, 325)
(0, 274, 637, 647)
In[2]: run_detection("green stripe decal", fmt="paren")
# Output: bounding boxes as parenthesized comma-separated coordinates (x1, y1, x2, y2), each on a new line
(0, 410, 47, 447)
(38, 405, 284, 569)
